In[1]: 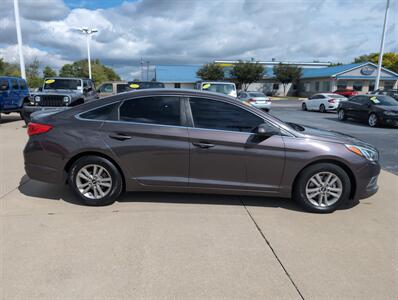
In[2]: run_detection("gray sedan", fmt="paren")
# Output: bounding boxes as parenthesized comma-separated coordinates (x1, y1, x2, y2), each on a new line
(24, 89, 380, 213)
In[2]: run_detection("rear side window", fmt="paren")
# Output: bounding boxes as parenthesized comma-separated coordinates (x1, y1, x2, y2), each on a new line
(116, 84, 129, 93)
(119, 96, 181, 126)
(80, 102, 119, 120)
(19, 80, 27, 90)
(11, 79, 19, 90)
(189, 97, 263, 133)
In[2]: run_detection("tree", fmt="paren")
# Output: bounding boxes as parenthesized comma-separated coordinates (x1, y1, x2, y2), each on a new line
(59, 59, 120, 85)
(353, 52, 398, 73)
(0, 58, 20, 77)
(26, 58, 42, 88)
(273, 63, 302, 96)
(43, 66, 57, 78)
(197, 63, 224, 81)
(230, 61, 264, 91)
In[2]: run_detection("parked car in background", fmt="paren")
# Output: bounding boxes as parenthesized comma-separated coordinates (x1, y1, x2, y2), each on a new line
(127, 81, 165, 90)
(22, 77, 98, 124)
(338, 94, 398, 127)
(195, 81, 237, 98)
(97, 81, 130, 98)
(0, 76, 29, 123)
(237, 91, 271, 111)
(333, 89, 358, 98)
(24, 89, 380, 213)
(370, 89, 398, 101)
(302, 93, 347, 112)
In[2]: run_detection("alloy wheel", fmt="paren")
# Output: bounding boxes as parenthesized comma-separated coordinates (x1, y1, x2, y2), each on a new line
(305, 172, 343, 207)
(338, 109, 345, 120)
(368, 114, 377, 127)
(76, 164, 113, 199)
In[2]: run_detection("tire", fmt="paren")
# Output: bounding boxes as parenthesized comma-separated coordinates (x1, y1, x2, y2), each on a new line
(319, 104, 326, 113)
(68, 156, 123, 206)
(302, 103, 307, 111)
(368, 113, 378, 127)
(338, 109, 346, 121)
(293, 163, 351, 213)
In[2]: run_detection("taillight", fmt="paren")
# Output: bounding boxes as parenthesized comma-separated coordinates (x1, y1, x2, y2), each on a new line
(27, 122, 53, 136)
(248, 98, 256, 103)
(328, 99, 336, 103)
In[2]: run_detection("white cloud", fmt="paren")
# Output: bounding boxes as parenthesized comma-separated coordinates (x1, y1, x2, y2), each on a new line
(0, 0, 397, 79)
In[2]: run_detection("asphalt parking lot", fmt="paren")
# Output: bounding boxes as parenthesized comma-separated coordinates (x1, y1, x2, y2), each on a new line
(1, 112, 397, 299)
(270, 100, 398, 174)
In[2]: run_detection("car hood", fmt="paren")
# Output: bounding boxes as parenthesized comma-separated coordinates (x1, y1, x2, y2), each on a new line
(289, 123, 373, 148)
(32, 90, 83, 97)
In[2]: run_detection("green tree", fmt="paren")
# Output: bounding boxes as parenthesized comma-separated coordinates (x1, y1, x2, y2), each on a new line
(43, 66, 57, 78)
(26, 58, 42, 88)
(230, 61, 264, 91)
(273, 63, 302, 96)
(196, 63, 224, 81)
(59, 59, 120, 85)
(353, 52, 398, 73)
(0, 58, 21, 77)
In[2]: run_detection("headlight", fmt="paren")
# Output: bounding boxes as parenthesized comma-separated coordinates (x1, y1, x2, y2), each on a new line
(345, 144, 379, 162)
(63, 96, 70, 103)
(34, 96, 41, 102)
(384, 111, 397, 116)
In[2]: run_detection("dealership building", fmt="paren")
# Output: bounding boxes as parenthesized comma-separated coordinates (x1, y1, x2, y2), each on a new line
(154, 61, 398, 96)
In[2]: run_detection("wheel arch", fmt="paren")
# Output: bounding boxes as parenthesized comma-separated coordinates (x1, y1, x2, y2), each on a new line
(292, 159, 356, 199)
(64, 151, 126, 190)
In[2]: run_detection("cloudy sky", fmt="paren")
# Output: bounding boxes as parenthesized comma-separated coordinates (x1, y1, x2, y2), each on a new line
(1, 0, 397, 79)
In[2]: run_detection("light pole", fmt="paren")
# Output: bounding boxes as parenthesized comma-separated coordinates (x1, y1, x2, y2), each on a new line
(375, 0, 390, 91)
(78, 28, 98, 79)
(13, 0, 26, 79)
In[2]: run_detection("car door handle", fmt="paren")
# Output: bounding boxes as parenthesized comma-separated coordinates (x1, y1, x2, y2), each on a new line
(109, 133, 132, 141)
(192, 142, 215, 149)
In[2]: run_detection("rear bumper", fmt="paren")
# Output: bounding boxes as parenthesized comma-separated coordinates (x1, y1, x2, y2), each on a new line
(251, 103, 272, 109)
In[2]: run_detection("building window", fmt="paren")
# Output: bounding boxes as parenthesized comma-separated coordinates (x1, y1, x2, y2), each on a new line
(322, 81, 330, 92)
(368, 81, 375, 92)
(304, 83, 310, 92)
(353, 81, 363, 91)
(383, 81, 394, 90)
(337, 80, 347, 90)
(314, 81, 320, 92)
(272, 83, 279, 90)
(174, 83, 181, 88)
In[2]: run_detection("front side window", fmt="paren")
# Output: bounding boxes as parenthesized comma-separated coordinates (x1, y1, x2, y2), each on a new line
(189, 97, 263, 133)
(119, 96, 181, 126)
(100, 84, 113, 93)
(11, 79, 19, 90)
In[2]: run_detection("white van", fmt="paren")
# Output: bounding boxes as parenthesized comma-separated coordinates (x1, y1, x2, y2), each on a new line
(195, 81, 237, 98)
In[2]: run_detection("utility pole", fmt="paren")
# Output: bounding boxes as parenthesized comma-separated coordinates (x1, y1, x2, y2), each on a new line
(146, 61, 150, 80)
(13, 0, 26, 79)
(375, 0, 390, 90)
(78, 28, 98, 79)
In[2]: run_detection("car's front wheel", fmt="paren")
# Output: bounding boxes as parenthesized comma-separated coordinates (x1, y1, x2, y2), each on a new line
(293, 163, 351, 213)
(319, 104, 326, 113)
(68, 156, 123, 206)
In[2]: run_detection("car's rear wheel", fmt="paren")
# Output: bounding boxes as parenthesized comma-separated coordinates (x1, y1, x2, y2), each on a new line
(293, 163, 351, 213)
(368, 113, 378, 127)
(319, 104, 326, 113)
(68, 156, 123, 206)
(338, 109, 346, 121)
(302, 103, 307, 111)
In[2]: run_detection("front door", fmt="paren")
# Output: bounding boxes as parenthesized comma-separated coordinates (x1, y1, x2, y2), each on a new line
(101, 96, 189, 186)
(187, 97, 285, 191)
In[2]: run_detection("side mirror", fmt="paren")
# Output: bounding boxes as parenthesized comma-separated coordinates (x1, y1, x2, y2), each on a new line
(256, 123, 276, 136)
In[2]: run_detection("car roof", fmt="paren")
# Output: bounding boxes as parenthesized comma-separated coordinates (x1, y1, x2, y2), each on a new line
(0, 76, 26, 80)
(44, 77, 88, 80)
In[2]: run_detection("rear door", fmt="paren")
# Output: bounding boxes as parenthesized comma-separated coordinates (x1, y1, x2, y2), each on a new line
(101, 95, 190, 187)
(0, 79, 11, 110)
(186, 97, 285, 191)
(9, 79, 20, 109)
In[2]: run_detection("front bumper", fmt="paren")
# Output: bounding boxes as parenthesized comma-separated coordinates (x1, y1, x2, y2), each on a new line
(380, 116, 398, 127)
(354, 162, 381, 200)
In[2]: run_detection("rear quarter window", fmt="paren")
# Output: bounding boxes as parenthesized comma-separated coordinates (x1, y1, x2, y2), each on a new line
(79, 102, 120, 120)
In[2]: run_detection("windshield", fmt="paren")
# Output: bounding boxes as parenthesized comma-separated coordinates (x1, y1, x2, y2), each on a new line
(371, 95, 398, 106)
(44, 79, 81, 90)
(202, 83, 235, 95)
(127, 82, 165, 89)
(248, 92, 265, 97)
